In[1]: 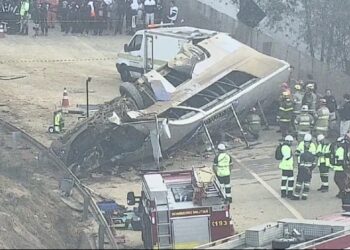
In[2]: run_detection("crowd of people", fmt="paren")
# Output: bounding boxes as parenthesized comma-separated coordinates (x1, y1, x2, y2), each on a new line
(273, 80, 350, 211)
(0, 0, 179, 36)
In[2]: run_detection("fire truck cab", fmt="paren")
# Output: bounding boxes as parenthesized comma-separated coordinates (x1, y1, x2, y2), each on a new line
(127, 167, 234, 249)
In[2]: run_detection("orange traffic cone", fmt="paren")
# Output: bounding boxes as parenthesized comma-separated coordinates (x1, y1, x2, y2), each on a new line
(0, 23, 5, 38)
(61, 87, 70, 108)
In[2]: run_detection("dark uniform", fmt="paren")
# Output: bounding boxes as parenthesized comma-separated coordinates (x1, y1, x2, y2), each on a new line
(277, 97, 294, 139)
(292, 151, 316, 200)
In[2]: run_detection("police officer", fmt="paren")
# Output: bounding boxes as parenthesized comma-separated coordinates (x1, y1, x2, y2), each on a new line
(243, 107, 261, 140)
(331, 137, 348, 199)
(302, 84, 317, 115)
(213, 144, 233, 203)
(291, 150, 316, 200)
(314, 98, 330, 137)
(277, 92, 294, 140)
(295, 105, 314, 142)
(316, 134, 331, 192)
(278, 135, 294, 198)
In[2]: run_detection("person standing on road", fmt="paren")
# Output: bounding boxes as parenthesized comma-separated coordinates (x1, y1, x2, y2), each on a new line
(302, 84, 317, 116)
(323, 89, 337, 132)
(277, 92, 294, 140)
(243, 107, 261, 140)
(291, 150, 316, 200)
(167, 0, 178, 24)
(330, 137, 348, 199)
(314, 99, 330, 137)
(155, 0, 163, 24)
(213, 144, 233, 203)
(19, 0, 29, 35)
(338, 94, 350, 137)
(277, 135, 294, 198)
(295, 105, 314, 142)
(144, 0, 155, 26)
(115, 0, 126, 34)
(316, 134, 331, 192)
(295, 133, 317, 165)
(39, 2, 49, 36)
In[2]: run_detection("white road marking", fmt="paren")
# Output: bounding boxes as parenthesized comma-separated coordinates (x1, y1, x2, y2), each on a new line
(233, 156, 304, 220)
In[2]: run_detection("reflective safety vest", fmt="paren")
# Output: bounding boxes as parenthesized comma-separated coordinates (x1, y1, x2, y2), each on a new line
(293, 91, 303, 114)
(216, 153, 231, 177)
(314, 106, 330, 132)
(54, 112, 62, 126)
(20, 0, 29, 16)
(279, 144, 293, 170)
(333, 146, 345, 171)
(316, 143, 331, 167)
(246, 113, 261, 132)
(295, 113, 314, 133)
(278, 101, 293, 122)
(296, 141, 316, 163)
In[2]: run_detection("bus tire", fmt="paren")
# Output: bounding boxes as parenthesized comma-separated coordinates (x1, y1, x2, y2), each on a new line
(119, 82, 145, 109)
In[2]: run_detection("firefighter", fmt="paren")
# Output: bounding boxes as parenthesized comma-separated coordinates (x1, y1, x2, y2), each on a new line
(314, 98, 330, 137)
(243, 107, 261, 140)
(278, 135, 294, 198)
(277, 93, 294, 140)
(295, 105, 314, 142)
(291, 150, 316, 200)
(330, 137, 348, 199)
(292, 84, 303, 117)
(316, 134, 331, 192)
(213, 144, 233, 203)
(54, 110, 64, 133)
(302, 84, 317, 116)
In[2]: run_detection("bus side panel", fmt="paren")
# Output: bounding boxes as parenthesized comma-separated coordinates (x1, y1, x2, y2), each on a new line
(210, 211, 234, 241)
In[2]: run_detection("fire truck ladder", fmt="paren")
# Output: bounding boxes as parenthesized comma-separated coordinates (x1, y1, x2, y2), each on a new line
(156, 199, 173, 249)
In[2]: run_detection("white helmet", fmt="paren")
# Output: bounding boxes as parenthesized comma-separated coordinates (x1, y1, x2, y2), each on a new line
(285, 135, 293, 142)
(301, 105, 309, 112)
(218, 143, 226, 151)
(304, 133, 312, 142)
(317, 134, 325, 142)
(337, 137, 344, 142)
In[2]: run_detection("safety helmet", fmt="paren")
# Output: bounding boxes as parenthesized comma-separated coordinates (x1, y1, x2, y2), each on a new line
(285, 135, 294, 142)
(317, 134, 325, 142)
(337, 137, 344, 142)
(282, 91, 289, 96)
(294, 84, 301, 90)
(306, 83, 314, 89)
(319, 98, 326, 104)
(218, 143, 226, 151)
(301, 105, 309, 112)
(304, 133, 312, 142)
(250, 107, 256, 112)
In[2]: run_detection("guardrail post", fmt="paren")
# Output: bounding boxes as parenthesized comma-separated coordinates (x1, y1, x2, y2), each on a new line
(98, 224, 105, 249)
(82, 194, 90, 221)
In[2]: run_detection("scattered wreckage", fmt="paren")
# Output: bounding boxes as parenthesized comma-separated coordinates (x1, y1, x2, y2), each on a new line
(51, 28, 291, 172)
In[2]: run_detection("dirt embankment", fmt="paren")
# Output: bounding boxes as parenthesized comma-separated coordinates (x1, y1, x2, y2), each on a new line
(0, 133, 81, 249)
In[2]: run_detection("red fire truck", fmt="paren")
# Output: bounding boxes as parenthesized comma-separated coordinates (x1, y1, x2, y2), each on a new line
(127, 167, 234, 249)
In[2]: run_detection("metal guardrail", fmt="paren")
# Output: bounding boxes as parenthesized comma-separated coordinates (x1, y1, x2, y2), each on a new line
(0, 119, 118, 249)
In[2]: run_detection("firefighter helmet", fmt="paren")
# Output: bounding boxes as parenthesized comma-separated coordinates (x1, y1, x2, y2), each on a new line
(250, 107, 256, 112)
(337, 137, 344, 142)
(282, 91, 289, 96)
(218, 143, 226, 151)
(301, 105, 309, 112)
(285, 135, 294, 142)
(294, 84, 301, 90)
(304, 133, 312, 142)
(319, 98, 327, 104)
(306, 83, 314, 89)
(317, 134, 325, 142)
